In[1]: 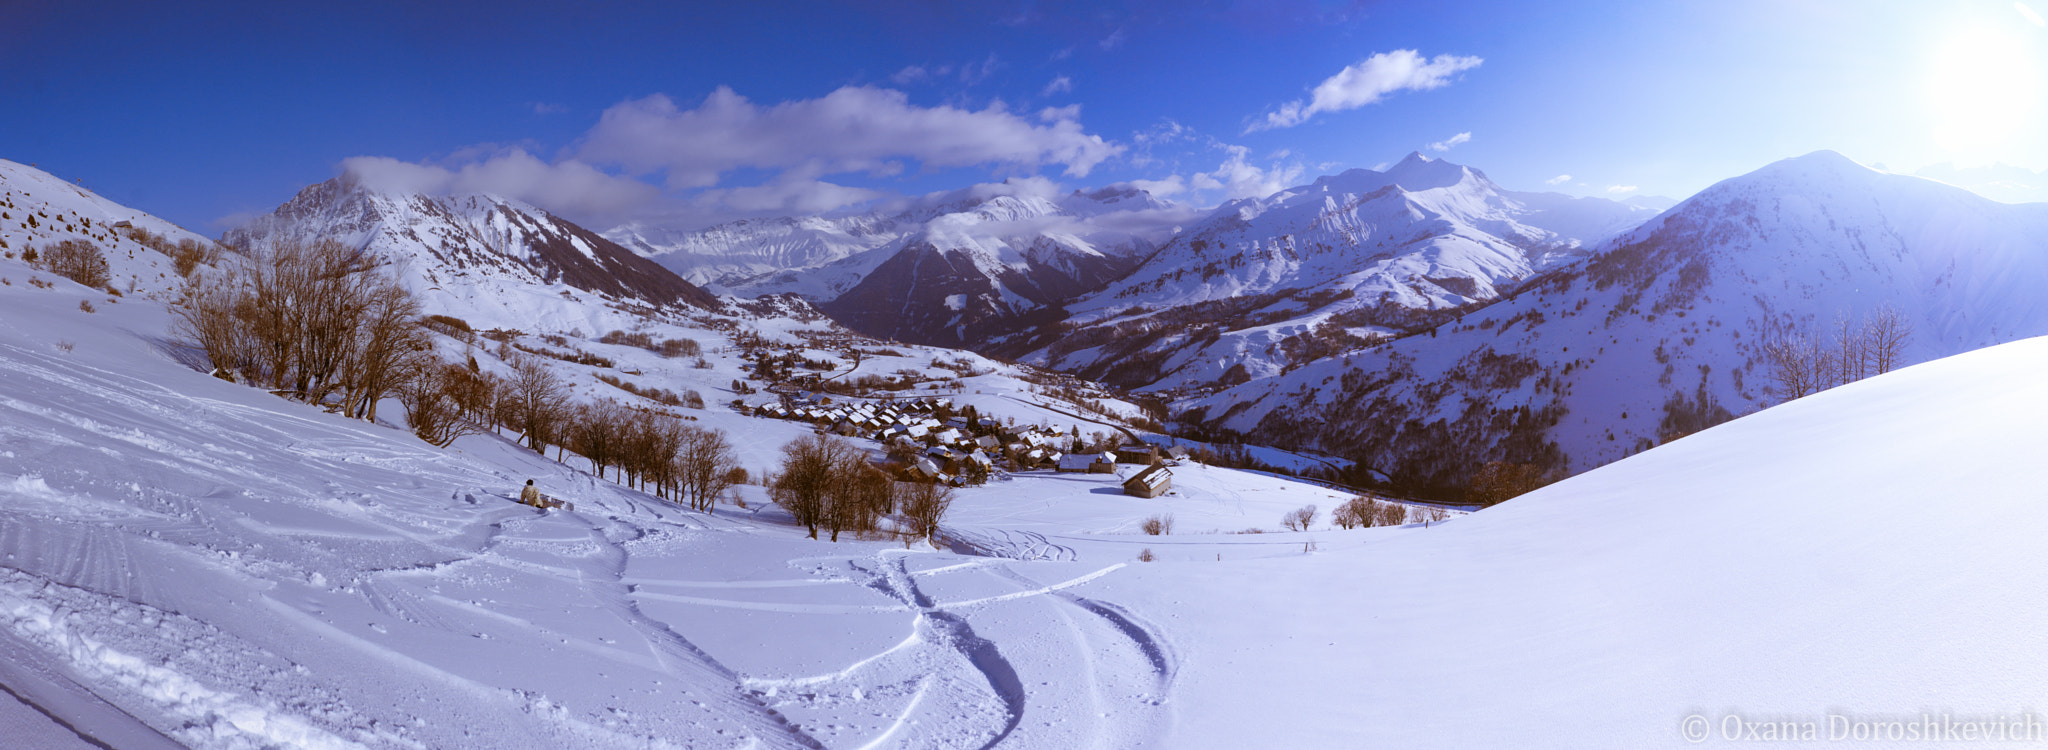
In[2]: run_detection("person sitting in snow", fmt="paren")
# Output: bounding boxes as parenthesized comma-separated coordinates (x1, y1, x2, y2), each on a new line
(520, 479, 543, 508)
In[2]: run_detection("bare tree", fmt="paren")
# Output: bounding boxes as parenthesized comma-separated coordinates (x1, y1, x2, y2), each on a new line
(1332, 497, 1369, 529)
(1768, 306, 1917, 404)
(899, 480, 955, 546)
(571, 399, 629, 481)
(1371, 499, 1409, 527)
(675, 424, 740, 513)
(1141, 513, 1174, 535)
(770, 432, 858, 539)
(400, 364, 486, 448)
(505, 355, 570, 455)
(169, 238, 432, 422)
(338, 280, 430, 421)
(829, 463, 896, 541)
(171, 272, 253, 378)
(1282, 504, 1318, 532)
(1863, 304, 1913, 375)
(1763, 327, 1831, 401)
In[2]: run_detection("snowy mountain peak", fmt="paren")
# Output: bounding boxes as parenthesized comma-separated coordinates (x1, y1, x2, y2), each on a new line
(1383, 151, 1483, 192)
(227, 176, 716, 333)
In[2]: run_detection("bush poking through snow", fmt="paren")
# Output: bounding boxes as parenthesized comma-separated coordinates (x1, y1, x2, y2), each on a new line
(35, 239, 108, 288)
(1138, 548, 1156, 562)
(78, 299, 94, 313)
(1372, 499, 1408, 527)
(1333, 497, 1369, 529)
(1142, 514, 1174, 535)
(1282, 504, 1318, 531)
(400, 364, 488, 448)
(170, 239, 430, 423)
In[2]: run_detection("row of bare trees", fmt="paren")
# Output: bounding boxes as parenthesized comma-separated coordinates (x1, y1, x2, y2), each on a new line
(1763, 305, 1914, 402)
(771, 433, 954, 543)
(401, 354, 748, 512)
(173, 239, 430, 423)
(561, 399, 743, 512)
(1332, 496, 1416, 528)
(170, 241, 748, 516)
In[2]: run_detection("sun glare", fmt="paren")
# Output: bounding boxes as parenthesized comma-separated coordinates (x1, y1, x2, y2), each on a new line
(1925, 24, 2043, 157)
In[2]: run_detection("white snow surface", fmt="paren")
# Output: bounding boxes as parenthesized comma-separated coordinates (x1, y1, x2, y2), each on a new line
(9, 212, 2048, 748)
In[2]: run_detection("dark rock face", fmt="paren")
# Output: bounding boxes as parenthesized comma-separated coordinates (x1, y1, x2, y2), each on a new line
(821, 241, 1132, 348)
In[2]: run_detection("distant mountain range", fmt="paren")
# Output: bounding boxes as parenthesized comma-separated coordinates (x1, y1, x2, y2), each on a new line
(21, 145, 2045, 501)
(1166, 150, 2048, 494)
(610, 184, 1182, 347)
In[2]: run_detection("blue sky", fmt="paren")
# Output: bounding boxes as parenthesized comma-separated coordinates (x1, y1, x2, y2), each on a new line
(3, 0, 2043, 236)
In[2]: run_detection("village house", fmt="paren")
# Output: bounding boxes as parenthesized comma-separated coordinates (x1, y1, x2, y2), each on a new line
(1115, 445, 1160, 465)
(1123, 465, 1173, 498)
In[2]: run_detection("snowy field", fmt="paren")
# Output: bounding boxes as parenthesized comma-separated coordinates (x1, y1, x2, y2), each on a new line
(7, 257, 2048, 748)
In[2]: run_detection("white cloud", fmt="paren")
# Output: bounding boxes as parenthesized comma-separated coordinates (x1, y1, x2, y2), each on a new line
(958, 54, 1003, 84)
(1100, 28, 1127, 50)
(1427, 132, 1472, 152)
(1125, 175, 1188, 197)
(577, 86, 1124, 189)
(1039, 104, 1082, 123)
(2018, 2, 2046, 27)
(1606, 184, 1639, 194)
(888, 178, 1199, 247)
(890, 65, 930, 85)
(699, 174, 885, 215)
(1042, 75, 1074, 96)
(531, 102, 569, 115)
(1546, 174, 1572, 185)
(1250, 50, 1483, 132)
(340, 150, 662, 225)
(1198, 144, 1305, 200)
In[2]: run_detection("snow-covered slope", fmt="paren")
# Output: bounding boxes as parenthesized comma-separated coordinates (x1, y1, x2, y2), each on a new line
(9, 229, 2048, 747)
(1071, 152, 1656, 318)
(1190, 150, 2048, 494)
(1, 159, 219, 302)
(225, 176, 717, 334)
(1006, 153, 1660, 388)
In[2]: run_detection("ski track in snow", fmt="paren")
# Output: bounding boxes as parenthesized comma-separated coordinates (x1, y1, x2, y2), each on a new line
(0, 307, 1199, 748)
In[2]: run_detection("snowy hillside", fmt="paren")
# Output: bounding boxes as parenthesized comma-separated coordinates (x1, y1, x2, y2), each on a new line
(225, 176, 718, 335)
(9, 215, 2048, 747)
(1190, 150, 2048, 494)
(1003, 153, 1660, 388)
(1, 159, 220, 303)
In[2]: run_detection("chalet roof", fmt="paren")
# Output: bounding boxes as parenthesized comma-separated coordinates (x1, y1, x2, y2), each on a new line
(1126, 464, 1172, 490)
(1056, 454, 1097, 471)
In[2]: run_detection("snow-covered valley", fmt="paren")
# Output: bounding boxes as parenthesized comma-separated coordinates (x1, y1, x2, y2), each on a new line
(8, 159, 2048, 747)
